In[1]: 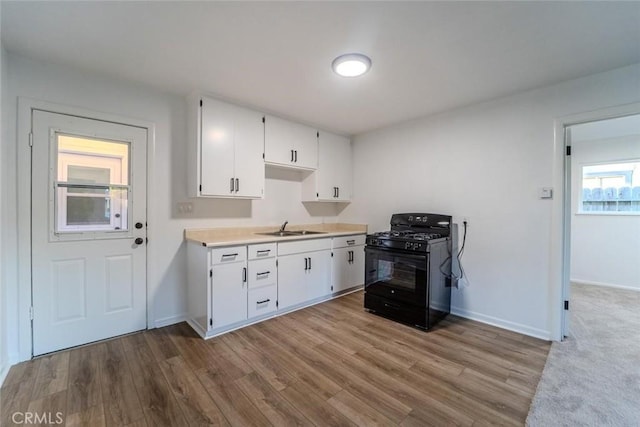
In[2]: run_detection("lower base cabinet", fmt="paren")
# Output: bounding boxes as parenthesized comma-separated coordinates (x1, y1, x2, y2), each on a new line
(278, 250, 331, 310)
(211, 260, 247, 329)
(332, 245, 365, 293)
(332, 235, 366, 293)
(187, 234, 364, 339)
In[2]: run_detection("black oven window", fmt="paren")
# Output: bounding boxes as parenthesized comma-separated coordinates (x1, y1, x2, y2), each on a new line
(375, 258, 418, 291)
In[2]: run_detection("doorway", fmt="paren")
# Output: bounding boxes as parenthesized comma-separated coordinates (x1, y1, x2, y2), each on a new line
(30, 110, 148, 355)
(560, 108, 640, 338)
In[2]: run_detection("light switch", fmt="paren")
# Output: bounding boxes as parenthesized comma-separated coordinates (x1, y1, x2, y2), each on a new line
(539, 187, 553, 199)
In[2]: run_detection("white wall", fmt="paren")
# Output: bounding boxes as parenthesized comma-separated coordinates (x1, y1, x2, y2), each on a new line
(570, 128, 640, 290)
(340, 63, 640, 339)
(2, 52, 341, 361)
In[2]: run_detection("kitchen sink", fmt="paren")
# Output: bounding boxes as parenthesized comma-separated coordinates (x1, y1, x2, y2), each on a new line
(255, 230, 327, 237)
(290, 230, 327, 235)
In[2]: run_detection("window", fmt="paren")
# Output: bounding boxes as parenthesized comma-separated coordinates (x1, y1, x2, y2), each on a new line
(580, 161, 640, 213)
(54, 134, 130, 233)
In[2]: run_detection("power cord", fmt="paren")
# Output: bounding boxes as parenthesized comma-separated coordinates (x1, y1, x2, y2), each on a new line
(440, 220, 467, 282)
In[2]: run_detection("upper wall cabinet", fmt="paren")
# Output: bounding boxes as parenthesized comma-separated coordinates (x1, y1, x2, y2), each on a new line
(302, 131, 352, 202)
(188, 96, 265, 199)
(264, 115, 318, 170)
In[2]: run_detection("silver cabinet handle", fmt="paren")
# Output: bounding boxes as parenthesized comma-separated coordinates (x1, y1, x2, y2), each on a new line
(294, 150, 298, 162)
(291, 149, 294, 162)
(256, 249, 271, 254)
(235, 178, 239, 193)
(308, 257, 311, 270)
(256, 271, 270, 276)
(243, 267, 247, 282)
(347, 240, 355, 245)
(304, 257, 308, 270)
(230, 177, 234, 193)
(256, 299, 270, 305)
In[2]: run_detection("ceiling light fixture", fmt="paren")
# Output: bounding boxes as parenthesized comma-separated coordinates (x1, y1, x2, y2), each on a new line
(332, 53, 371, 77)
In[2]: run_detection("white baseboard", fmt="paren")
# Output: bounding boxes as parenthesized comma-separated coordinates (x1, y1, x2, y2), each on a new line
(571, 278, 640, 292)
(450, 306, 551, 340)
(154, 313, 187, 329)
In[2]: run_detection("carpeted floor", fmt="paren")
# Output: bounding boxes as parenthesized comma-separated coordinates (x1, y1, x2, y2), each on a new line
(526, 283, 640, 426)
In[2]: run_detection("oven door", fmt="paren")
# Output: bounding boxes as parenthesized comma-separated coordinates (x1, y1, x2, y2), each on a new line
(364, 246, 428, 306)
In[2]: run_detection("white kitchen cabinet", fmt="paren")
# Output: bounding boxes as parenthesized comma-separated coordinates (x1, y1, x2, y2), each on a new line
(277, 253, 308, 309)
(302, 131, 352, 202)
(277, 238, 331, 310)
(331, 235, 365, 293)
(186, 234, 359, 339)
(189, 95, 264, 198)
(186, 244, 248, 336)
(247, 243, 277, 319)
(264, 115, 318, 170)
(212, 258, 248, 328)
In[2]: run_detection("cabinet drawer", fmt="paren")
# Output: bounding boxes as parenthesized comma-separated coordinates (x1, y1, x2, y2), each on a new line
(210, 246, 247, 265)
(332, 234, 365, 249)
(248, 258, 277, 289)
(248, 243, 276, 260)
(248, 285, 278, 318)
(278, 238, 331, 256)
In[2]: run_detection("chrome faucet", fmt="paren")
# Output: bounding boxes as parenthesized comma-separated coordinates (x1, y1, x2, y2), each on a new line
(279, 220, 289, 232)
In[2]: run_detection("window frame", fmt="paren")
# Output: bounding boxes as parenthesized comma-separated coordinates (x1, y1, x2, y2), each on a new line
(577, 158, 640, 216)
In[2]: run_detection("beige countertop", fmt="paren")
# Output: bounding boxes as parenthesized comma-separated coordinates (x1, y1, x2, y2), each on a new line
(185, 223, 368, 247)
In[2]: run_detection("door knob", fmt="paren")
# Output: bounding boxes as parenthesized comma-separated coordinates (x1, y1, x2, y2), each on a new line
(135, 237, 144, 245)
(135, 222, 143, 229)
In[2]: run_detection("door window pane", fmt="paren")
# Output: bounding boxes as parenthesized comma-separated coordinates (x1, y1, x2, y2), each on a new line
(54, 134, 131, 233)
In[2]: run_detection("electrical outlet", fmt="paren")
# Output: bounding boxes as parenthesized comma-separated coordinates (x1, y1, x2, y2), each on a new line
(177, 202, 193, 214)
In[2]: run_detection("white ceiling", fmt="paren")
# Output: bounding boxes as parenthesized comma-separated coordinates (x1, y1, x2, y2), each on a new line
(2, 1, 640, 135)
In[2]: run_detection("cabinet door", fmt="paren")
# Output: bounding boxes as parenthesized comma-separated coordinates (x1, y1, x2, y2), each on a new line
(277, 253, 307, 310)
(200, 98, 236, 196)
(315, 132, 351, 201)
(294, 127, 318, 170)
(332, 135, 352, 201)
(264, 115, 295, 166)
(211, 262, 247, 329)
(234, 108, 265, 198)
(348, 245, 365, 289)
(331, 247, 351, 293)
(264, 115, 317, 169)
(307, 250, 332, 300)
(332, 246, 365, 293)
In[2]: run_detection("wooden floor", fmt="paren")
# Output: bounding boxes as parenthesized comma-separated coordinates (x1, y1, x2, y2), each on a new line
(1, 291, 550, 426)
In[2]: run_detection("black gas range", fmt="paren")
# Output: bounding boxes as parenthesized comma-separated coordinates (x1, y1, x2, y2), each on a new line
(364, 213, 452, 330)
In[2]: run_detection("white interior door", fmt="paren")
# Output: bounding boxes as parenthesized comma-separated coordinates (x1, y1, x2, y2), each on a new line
(31, 110, 147, 356)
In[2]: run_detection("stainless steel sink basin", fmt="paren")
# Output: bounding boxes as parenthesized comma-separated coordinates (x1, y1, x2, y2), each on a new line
(255, 230, 327, 237)
(291, 230, 327, 235)
(256, 231, 301, 237)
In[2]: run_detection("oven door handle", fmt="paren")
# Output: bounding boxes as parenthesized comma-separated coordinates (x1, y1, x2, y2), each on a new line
(365, 246, 428, 261)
